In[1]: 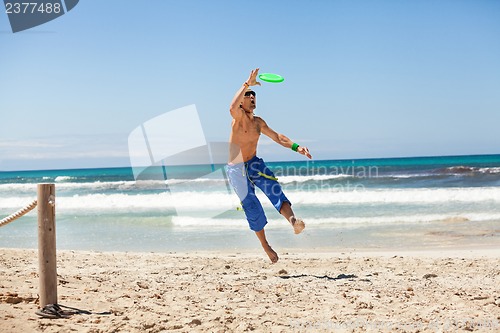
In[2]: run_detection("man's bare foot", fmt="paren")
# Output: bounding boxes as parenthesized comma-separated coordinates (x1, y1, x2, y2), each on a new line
(290, 216, 305, 234)
(264, 245, 279, 263)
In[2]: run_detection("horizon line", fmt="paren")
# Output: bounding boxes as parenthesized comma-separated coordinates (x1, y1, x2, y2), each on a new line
(1, 152, 499, 173)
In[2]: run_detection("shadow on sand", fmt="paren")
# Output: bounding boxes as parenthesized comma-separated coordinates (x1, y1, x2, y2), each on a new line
(278, 273, 357, 281)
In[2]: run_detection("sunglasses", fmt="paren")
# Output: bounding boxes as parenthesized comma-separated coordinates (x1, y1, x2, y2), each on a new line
(244, 91, 256, 97)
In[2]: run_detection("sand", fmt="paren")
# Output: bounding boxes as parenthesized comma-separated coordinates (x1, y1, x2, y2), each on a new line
(1, 248, 499, 332)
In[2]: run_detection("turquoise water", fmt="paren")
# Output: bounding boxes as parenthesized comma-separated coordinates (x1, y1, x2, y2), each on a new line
(1, 154, 499, 252)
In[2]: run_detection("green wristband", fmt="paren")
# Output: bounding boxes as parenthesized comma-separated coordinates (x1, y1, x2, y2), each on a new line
(291, 143, 299, 152)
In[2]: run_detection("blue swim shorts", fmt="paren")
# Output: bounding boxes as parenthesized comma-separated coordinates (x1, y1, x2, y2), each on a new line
(226, 156, 290, 232)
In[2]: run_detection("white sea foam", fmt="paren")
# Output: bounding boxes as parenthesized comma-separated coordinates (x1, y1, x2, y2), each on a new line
(286, 187, 500, 205)
(169, 212, 500, 228)
(296, 213, 500, 225)
(1, 165, 497, 196)
(171, 216, 246, 228)
(278, 174, 351, 184)
(40, 192, 240, 213)
(54, 176, 75, 182)
(479, 167, 500, 174)
(1, 187, 499, 213)
(0, 179, 227, 192)
(0, 183, 38, 193)
(0, 181, 139, 192)
(2, 190, 500, 228)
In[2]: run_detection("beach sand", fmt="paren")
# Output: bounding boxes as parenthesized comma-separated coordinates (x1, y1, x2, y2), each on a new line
(1, 248, 499, 332)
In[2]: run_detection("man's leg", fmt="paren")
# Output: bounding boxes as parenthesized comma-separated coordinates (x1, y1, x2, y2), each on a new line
(255, 228, 278, 263)
(279, 202, 305, 234)
(253, 173, 306, 234)
(251, 159, 306, 235)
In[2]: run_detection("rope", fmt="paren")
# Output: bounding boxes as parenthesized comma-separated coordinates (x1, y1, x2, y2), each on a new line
(0, 199, 38, 227)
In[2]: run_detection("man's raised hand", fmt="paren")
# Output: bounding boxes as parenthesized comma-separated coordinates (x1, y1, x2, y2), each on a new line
(247, 68, 262, 87)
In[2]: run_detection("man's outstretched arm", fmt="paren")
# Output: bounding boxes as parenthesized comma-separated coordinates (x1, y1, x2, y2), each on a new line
(260, 119, 312, 159)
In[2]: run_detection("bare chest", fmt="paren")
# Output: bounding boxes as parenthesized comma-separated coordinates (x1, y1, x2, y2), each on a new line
(233, 116, 261, 136)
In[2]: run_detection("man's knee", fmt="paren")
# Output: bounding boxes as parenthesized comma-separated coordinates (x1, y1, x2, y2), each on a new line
(241, 196, 267, 231)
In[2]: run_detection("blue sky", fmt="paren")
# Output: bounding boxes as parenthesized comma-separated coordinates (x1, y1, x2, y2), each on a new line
(1, 0, 499, 171)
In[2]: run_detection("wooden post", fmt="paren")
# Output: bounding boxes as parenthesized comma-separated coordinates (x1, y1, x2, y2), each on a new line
(37, 183, 57, 307)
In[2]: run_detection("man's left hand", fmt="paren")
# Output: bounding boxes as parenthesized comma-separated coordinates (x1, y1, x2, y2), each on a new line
(298, 146, 312, 159)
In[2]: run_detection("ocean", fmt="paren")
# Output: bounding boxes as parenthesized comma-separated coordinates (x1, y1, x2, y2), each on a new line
(1, 154, 499, 252)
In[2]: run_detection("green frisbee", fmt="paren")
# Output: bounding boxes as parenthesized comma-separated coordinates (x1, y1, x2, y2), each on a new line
(259, 73, 285, 83)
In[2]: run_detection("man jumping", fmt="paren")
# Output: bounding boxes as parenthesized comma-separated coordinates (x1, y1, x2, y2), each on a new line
(226, 68, 312, 263)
